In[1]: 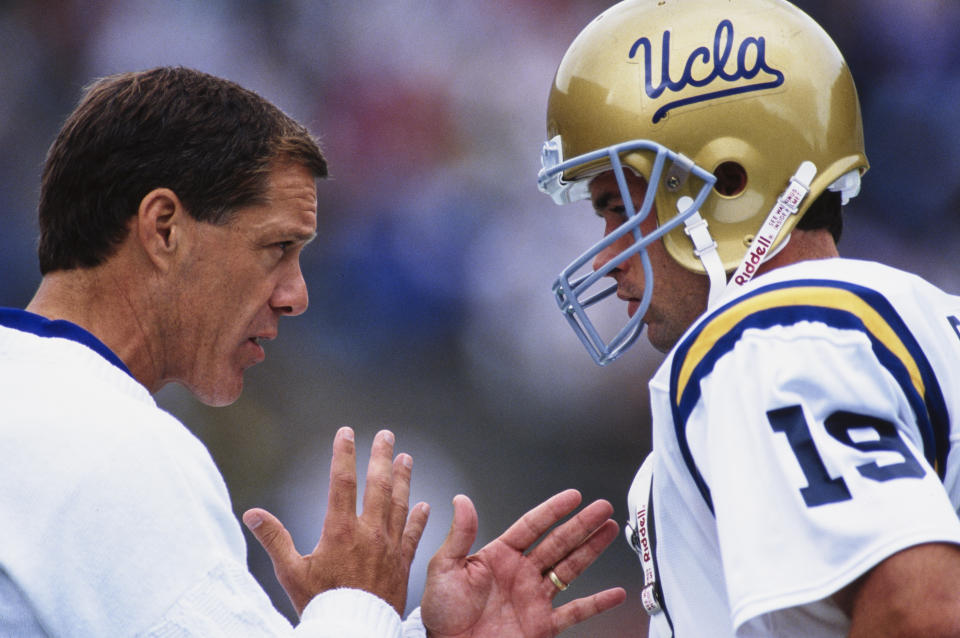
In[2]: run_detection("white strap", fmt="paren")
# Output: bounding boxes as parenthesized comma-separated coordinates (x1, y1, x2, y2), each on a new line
(680, 197, 726, 308)
(729, 161, 817, 288)
(626, 455, 661, 614)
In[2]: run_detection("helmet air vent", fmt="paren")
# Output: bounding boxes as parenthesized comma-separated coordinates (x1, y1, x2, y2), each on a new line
(713, 162, 748, 198)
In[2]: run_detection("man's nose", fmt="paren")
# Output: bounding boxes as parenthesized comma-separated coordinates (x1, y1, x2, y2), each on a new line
(271, 263, 309, 316)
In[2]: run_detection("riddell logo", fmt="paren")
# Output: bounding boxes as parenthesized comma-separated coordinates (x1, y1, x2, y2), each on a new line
(629, 19, 785, 123)
(734, 235, 772, 285)
(635, 506, 651, 563)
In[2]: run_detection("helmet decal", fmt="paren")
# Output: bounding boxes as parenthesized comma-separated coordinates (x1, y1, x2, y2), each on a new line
(629, 19, 785, 124)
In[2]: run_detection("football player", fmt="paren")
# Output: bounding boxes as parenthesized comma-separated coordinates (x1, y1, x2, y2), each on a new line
(538, 0, 960, 636)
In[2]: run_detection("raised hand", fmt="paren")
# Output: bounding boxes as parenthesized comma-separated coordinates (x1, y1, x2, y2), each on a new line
(421, 489, 626, 637)
(242, 427, 430, 616)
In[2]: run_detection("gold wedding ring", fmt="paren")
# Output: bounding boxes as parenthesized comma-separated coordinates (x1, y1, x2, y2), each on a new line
(548, 569, 569, 592)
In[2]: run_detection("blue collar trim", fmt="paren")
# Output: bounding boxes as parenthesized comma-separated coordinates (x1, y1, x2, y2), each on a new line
(0, 308, 135, 379)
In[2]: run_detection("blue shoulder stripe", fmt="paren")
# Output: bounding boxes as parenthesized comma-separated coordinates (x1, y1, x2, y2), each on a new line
(668, 279, 949, 513)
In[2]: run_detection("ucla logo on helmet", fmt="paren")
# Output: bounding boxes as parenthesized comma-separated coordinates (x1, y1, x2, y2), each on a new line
(628, 19, 785, 123)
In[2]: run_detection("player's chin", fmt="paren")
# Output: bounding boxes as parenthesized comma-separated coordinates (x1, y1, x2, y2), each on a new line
(646, 321, 681, 354)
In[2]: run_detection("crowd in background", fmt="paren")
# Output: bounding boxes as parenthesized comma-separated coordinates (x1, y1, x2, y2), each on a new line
(1, 1, 958, 634)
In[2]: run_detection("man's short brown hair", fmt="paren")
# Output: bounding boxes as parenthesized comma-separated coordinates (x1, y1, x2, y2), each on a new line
(37, 66, 328, 274)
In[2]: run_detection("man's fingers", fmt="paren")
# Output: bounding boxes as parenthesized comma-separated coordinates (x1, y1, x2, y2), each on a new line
(498, 489, 583, 553)
(431, 494, 478, 565)
(326, 426, 358, 521)
(526, 498, 615, 572)
(545, 519, 620, 595)
(243, 507, 301, 575)
(388, 452, 413, 537)
(361, 429, 396, 525)
(552, 588, 628, 635)
(401, 501, 431, 566)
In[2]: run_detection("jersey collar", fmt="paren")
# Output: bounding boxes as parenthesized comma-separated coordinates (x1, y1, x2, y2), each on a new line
(0, 308, 135, 379)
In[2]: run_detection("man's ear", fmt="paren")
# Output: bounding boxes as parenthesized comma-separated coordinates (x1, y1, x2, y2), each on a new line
(135, 188, 187, 272)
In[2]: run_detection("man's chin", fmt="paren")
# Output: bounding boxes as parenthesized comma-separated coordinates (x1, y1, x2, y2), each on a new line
(183, 376, 244, 407)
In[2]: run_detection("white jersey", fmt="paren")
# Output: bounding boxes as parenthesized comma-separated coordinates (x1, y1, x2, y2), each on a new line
(625, 258, 960, 637)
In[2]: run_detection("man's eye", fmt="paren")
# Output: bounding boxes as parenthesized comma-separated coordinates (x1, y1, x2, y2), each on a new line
(594, 205, 628, 219)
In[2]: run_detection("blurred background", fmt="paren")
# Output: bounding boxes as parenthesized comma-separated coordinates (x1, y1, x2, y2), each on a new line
(2, 1, 959, 635)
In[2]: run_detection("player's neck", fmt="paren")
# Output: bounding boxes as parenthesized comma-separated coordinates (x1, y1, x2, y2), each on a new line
(758, 228, 839, 276)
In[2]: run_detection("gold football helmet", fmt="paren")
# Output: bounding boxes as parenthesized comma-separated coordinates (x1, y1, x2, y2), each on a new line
(538, 0, 869, 364)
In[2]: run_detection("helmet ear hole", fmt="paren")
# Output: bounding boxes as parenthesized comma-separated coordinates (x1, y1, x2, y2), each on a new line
(713, 162, 748, 197)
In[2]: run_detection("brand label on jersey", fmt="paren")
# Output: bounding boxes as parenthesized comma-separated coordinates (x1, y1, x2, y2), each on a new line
(629, 19, 785, 123)
(635, 505, 653, 570)
(633, 503, 664, 615)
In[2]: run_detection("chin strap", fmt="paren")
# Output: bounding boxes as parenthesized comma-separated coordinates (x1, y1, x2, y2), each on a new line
(680, 163, 861, 307)
(680, 197, 726, 309)
(680, 161, 821, 307)
(728, 161, 818, 289)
